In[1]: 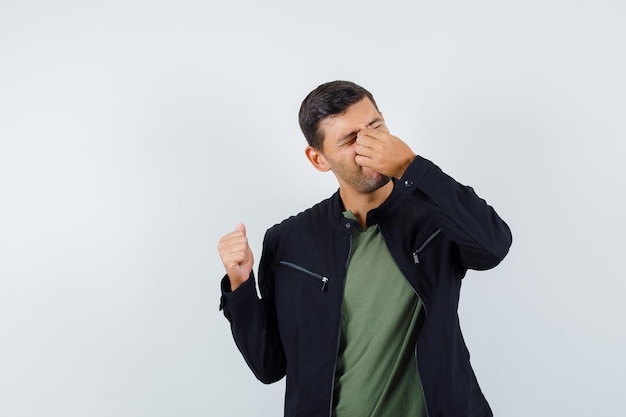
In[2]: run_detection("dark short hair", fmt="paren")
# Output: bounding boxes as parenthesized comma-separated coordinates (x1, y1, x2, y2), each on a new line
(298, 80, 378, 150)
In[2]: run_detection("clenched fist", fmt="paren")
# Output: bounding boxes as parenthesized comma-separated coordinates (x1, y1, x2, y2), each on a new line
(217, 223, 254, 291)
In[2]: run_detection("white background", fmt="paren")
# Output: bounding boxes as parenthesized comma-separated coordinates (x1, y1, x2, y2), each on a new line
(1, 1, 625, 416)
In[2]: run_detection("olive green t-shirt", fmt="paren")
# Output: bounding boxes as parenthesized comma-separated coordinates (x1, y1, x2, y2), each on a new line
(332, 212, 426, 417)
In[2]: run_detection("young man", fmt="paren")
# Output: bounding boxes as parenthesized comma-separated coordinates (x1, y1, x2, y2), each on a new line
(218, 81, 512, 417)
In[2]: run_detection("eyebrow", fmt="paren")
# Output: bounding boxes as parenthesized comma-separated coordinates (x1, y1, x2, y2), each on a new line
(337, 117, 384, 143)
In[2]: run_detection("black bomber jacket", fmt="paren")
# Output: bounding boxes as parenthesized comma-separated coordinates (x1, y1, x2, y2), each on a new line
(220, 155, 512, 417)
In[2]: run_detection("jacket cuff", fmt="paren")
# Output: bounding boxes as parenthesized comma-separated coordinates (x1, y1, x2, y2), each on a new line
(397, 155, 435, 194)
(219, 273, 256, 312)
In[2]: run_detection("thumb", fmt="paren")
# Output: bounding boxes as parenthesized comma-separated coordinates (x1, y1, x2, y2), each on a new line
(235, 223, 246, 236)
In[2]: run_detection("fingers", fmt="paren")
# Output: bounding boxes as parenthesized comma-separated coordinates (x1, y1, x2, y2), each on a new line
(354, 128, 380, 160)
(357, 126, 387, 142)
(355, 128, 379, 148)
(354, 127, 415, 178)
(354, 153, 370, 169)
(355, 127, 392, 157)
(355, 127, 386, 164)
(218, 225, 250, 264)
(355, 141, 375, 159)
(218, 224, 254, 290)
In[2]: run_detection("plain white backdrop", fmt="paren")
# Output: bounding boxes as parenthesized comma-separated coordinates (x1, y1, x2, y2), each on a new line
(1, 1, 625, 416)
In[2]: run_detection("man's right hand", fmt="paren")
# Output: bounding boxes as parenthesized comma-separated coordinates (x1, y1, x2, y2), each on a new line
(217, 223, 254, 291)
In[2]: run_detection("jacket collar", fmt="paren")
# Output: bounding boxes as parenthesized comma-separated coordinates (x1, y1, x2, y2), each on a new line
(328, 181, 406, 232)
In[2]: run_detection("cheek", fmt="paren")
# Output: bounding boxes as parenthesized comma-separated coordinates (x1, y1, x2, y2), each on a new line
(345, 145, 358, 160)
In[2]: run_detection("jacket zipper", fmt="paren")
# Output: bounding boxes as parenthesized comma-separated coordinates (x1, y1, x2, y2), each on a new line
(412, 229, 441, 264)
(380, 226, 433, 417)
(412, 228, 437, 417)
(415, 341, 430, 417)
(279, 260, 329, 291)
(410, 280, 431, 417)
(328, 233, 352, 417)
(406, 268, 431, 417)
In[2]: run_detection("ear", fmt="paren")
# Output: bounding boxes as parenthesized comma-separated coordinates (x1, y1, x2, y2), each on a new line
(305, 146, 331, 172)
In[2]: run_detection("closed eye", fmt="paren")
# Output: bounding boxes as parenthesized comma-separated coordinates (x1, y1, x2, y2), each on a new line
(336, 118, 384, 146)
(340, 135, 357, 146)
(367, 118, 384, 130)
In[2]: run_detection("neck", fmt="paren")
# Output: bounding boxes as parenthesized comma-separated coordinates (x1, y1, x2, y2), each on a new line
(339, 181, 393, 229)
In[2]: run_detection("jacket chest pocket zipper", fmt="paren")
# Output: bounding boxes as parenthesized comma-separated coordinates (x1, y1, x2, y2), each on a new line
(412, 228, 441, 265)
(279, 261, 329, 291)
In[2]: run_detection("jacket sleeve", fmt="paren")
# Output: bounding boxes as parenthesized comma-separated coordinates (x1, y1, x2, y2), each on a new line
(397, 155, 512, 270)
(219, 231, 286, 383)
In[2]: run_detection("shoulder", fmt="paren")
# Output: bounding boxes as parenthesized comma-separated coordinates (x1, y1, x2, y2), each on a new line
(265, 194, 337, 243)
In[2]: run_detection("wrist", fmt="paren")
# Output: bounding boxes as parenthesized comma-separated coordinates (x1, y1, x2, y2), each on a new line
(228, 274, 248, 292)
(395, 153, 416, 179)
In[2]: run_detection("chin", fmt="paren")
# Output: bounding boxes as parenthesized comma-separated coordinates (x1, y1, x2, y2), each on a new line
(359, 175, 391, 194)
